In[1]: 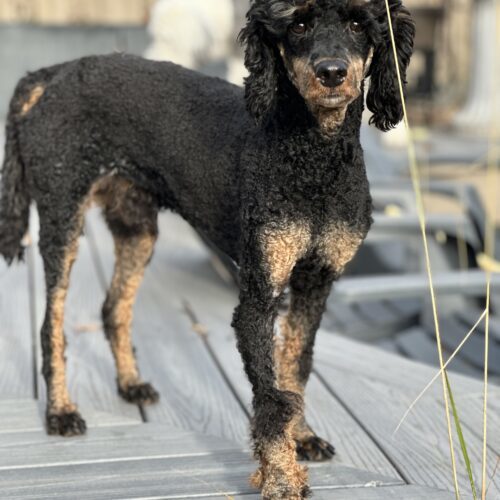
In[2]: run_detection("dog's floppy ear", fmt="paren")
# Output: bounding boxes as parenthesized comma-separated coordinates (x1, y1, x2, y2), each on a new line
(366, 0, 415, 131)
(239, 3, 279, 126)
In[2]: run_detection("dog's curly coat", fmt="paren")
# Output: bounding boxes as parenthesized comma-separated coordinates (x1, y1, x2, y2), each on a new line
(0, 0, 414, 497)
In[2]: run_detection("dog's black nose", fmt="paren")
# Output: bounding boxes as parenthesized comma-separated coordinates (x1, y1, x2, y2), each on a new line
(314, 59, 348, 88)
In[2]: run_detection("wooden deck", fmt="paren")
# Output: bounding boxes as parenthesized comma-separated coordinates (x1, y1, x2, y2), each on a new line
(0, 208, 499, 499)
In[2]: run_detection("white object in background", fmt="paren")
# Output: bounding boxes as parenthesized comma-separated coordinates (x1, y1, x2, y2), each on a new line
(454, 0, 499, 133)
(380, 122, 409, 149)
(145, 0, 235, 69)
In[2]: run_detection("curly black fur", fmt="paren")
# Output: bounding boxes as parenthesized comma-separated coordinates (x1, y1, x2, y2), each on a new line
(366, 0, 415, 130)
(0, 0, 414, 496)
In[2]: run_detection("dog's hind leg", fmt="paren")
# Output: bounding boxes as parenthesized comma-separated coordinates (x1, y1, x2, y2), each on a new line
(277, 259, 337, 462)
(38, 197, 88, 436)
(95, 177, 160, 405)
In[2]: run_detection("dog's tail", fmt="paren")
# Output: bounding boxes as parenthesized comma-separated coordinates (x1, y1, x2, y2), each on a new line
(0, 94, 31, 264)
(0, 64, 68, 264)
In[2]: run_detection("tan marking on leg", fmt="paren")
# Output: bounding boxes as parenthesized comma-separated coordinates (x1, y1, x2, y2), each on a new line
(48, 233, 80, 413)
(276, 316, 305, 395)
(250, 415, 309, 498)
(107, 232, 156, 390)
(317, 224, 363, 273)
(20, 85, 45, 116)
(276, 314, 316, 445)
(260, 222, 310, 293)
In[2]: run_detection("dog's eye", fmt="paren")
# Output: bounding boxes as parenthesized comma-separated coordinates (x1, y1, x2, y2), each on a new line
(349, 21, 363, 34)
(290, 22, 307, 35)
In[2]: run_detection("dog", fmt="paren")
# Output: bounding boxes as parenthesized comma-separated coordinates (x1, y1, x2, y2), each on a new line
(0, 0, 414, 497)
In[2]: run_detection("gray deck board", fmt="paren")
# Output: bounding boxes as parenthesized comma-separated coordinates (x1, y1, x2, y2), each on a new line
(395, 327, 478, 377)
(0, 399, 138, 435)
(0, 423, 240, 469)
(0, 257, 33, 398)
(0, 459, 401, 500)
(230, 485, 455, 499)
(314, 336, 500, 496)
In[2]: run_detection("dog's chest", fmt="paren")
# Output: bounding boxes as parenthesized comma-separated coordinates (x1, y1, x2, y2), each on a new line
(315, 223, 365, 273)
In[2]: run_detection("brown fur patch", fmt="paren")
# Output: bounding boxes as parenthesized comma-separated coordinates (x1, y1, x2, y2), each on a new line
(260, 222, 311, 293)
(47, 226, 81, 413)
(91, 175, 132, 211)
(276, 315, 305, 395)
(251, 416, 309, 498)
(106, 231, 156, 389)
(276, 310, 317, 444)
(20, 85, 45, 116)
(317, 224, 363, 272)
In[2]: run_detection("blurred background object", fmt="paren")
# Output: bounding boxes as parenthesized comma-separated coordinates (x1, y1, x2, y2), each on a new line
(145, 0, 235, 71)
(0, 0, 498, 380)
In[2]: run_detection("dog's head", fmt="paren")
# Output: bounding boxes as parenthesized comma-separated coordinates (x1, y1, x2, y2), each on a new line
(240, 0, 415, 134)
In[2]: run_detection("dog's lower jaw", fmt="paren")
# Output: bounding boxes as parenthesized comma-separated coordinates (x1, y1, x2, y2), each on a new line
(309, 104, 348, 137)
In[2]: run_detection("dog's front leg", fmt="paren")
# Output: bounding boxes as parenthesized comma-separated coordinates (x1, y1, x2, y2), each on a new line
(277, 259, 337, 461)
(232, 225, 311, 499)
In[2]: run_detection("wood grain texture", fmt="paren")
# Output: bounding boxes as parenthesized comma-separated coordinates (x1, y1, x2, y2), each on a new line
(0, 398, 141, 435)
(315, 365, 500, 496)
(314, 331, 491, 394)
(29, 209, 141, 422)
(0, 423, 242, 469)
(86, 210, 249, 444)
(229, 484, 455, 499)
(0, 459, 400, 500)
(395, 327, 478, 377)
(0, 256, 33, 399)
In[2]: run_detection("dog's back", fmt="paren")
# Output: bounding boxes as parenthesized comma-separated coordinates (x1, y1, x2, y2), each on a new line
(1, 54, 250, 263)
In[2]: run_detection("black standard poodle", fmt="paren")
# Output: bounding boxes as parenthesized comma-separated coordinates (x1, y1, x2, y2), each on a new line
(0, 0, 414, 497)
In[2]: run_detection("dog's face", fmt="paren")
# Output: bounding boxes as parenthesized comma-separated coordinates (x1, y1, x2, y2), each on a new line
(277, 0, 377, 132)
(240, 0, 415, 134)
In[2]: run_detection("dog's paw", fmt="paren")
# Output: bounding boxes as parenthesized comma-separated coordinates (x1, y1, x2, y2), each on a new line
(119, 382, 159, 405)
(250, 465, 310, 500)
(46, 411, 87, 437)
(296, 435, 335, 462)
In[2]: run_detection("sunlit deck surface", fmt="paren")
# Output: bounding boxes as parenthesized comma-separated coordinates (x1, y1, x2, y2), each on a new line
(0, 207, 498, 499)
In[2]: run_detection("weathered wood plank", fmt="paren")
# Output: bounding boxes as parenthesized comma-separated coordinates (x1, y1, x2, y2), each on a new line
(29, 209, 141, 422)
(395, 327, 478, 377)
(86, 210, 249, 444)
(315, 364, 500, 496)
(148, 213, 401, 479)
(0, 255, 33, 399)
(314, 332, 491, 394)
(0, 423, 241, 469)
(0, 459, 401, 500)
(229, 484, 455, 500)
(0, 398, 141, 436)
